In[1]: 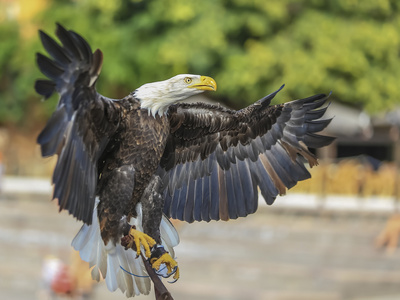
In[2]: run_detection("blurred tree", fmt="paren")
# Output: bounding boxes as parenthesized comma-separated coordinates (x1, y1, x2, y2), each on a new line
(1, 0, 400, 126)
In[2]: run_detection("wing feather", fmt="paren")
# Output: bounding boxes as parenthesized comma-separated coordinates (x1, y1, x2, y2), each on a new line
(39, 30, 72, 65)
(217, 166, 229, 221)
(193, 177, 204, 222)
(209, 163, 220, 220)
(200, 175, 211, 222)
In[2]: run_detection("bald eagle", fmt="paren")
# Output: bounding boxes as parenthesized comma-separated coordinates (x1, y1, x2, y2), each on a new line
(36, 24, 334, 298)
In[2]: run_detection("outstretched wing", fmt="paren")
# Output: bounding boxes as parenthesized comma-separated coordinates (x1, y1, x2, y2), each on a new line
(160, 85, 334, 223)
(36, 24, 121, 224)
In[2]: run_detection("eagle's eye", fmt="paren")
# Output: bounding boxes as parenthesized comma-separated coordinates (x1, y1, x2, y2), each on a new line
(184, 77, 192, 84)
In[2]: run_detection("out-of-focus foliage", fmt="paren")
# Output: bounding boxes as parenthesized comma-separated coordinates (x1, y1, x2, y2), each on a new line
(1, 0, 400, 126)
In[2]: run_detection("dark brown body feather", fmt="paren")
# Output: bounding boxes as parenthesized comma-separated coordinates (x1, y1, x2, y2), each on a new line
(96, 98, 170, 243)
(36, 24, 334, 249)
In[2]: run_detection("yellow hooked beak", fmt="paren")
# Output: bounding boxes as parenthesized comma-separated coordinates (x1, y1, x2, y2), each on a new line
(188, 76, 217, 91)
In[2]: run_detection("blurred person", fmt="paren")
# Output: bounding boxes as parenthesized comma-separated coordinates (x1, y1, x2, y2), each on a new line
(39, 252, 94, 300)
(39, 256, 70, 299)
(376, 214, 400, 254)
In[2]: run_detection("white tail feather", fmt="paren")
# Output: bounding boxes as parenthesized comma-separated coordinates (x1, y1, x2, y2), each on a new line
(72, 197, 179, 297)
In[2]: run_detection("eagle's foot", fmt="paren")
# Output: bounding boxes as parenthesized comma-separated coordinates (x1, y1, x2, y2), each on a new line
(150, 245, 180, 283)
(121, 225, 156, 258)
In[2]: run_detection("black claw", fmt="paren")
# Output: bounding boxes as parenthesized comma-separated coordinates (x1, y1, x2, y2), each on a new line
(155, 265, 178, 279)
(168, 277, 178, 284)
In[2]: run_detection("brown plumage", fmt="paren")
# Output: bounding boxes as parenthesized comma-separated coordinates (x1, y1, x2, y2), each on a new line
(36, 24, 334, 298)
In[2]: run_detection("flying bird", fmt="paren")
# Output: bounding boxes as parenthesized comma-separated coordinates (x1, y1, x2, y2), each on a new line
(35, 24, 334, 298)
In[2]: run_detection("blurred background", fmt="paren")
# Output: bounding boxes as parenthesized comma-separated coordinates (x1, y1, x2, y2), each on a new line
(1, 0, 400, 299)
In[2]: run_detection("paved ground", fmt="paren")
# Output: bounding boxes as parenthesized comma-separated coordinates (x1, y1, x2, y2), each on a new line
(1, 184, 400, 299)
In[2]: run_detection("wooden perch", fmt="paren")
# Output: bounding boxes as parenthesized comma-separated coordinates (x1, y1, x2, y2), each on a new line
(140, 254, 174, 300)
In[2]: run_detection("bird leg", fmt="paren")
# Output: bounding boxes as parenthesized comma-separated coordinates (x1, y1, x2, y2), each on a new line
(121, 225, 156, 258)
(121, 229, 179, 282)
(150, 245, 179, 282)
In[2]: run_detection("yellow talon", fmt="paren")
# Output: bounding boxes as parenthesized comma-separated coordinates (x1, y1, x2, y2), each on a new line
(151, 252, 180, 281)
(128, 227, 156, 258)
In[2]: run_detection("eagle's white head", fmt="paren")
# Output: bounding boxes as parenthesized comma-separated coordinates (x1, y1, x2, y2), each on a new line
(134, 74, 217, 117)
